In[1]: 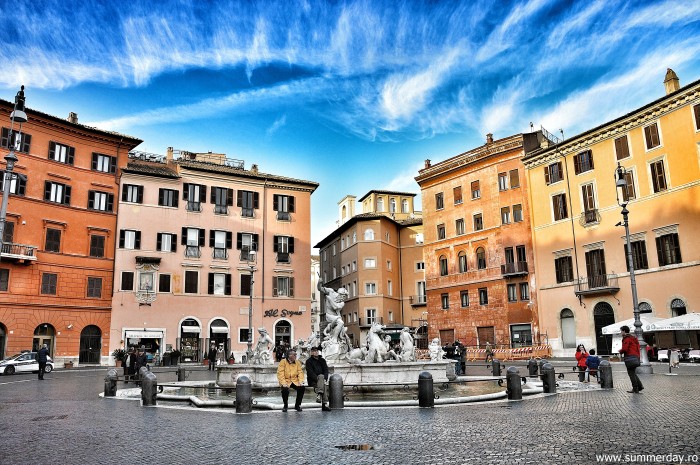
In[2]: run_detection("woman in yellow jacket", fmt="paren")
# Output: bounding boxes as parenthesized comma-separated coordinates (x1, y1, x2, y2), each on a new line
(277, 349, 305, 412)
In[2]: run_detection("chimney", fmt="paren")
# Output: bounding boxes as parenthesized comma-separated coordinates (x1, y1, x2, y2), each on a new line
(486, 133, 493, 144)
(664, 68, 680, 95)
(251, 164, 259, 174)
(424, 159, 431, 168)
(166, 147, 174, 162)
(67, 112, 78, 124)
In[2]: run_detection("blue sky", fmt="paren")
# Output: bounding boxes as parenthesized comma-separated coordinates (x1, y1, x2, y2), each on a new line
(2, 0, 700, 247)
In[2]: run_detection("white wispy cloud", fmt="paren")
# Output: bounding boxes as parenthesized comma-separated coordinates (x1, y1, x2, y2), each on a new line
(266, 114, 287, 136)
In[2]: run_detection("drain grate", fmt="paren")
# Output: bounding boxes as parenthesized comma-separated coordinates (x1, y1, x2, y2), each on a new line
(335, 444, 374, 451)
(32, 415, 68, 421)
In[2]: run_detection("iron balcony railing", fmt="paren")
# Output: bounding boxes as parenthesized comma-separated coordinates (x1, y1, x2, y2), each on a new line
(574, 274, 620, 296)
(0, 242, 37, 261)
(409, 295, 427, 306)
(501, 261, 528, 277)
(212, 248, 228, 260)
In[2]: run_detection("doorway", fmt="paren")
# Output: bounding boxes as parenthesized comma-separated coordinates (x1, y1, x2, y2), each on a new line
(79, 325, 102, 364)
(593, 302, 615, 355)
(0, 324, 6, 359)
(274, 320, 291, 346)
(510, 324, 532, 348)
(33, 324, 55, 356)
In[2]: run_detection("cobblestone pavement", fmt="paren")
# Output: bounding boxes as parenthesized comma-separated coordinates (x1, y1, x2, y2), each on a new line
(1, 361, 698, 465)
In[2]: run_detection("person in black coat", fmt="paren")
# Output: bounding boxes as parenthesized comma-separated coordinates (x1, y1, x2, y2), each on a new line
(35, 344, 50, 380)
(135, 346, 148, 383)
(305, 347, 331, 411)
(207, 343, 217, 371)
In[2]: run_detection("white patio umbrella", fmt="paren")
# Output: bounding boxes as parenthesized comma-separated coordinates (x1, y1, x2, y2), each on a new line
(601, 316, 665, 335)
(645, 313, 700, 331)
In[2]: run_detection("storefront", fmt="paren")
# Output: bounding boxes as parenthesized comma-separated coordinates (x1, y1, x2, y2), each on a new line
(177, 318, 201, 362)
(207, 319, 231, 357)
(124, 329, 164, 363)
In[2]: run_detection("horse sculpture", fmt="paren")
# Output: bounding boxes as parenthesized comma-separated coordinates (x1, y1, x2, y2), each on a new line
(364, 322, 387, 363)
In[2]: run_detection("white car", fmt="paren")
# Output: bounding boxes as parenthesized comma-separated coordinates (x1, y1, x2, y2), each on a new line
(0, 351, 54, 375)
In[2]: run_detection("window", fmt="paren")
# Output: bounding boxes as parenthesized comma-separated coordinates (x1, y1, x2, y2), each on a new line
(208, 273, 231, 296)
(122, 184, 143, 204)
(416, 261, 425, 271)
(644, 122, 661, 150)
(694, 104, 700, 131)
(544, 161, 563, 185)
(649, 159, 667, 193)
(513, 204, 523, 222)
(453, 186, 462, 205)
(237, 190, 259, 218)
(119, 230, 141, 250)
(460, 290, 469, 307)
(386, 260, 392, 271)
(555, 256, 574, 283)
(156, 233, 177, 253)
(237, 232, 259, 261)
(184, 270, 199, 294)
(364, 258, 376, 268)
(498, 172, 508, 191)
(87, 277, 102, 298)
(501, 207, 511, 225)
(615, 135, 631, 160)
(274, 276, 295, 297)
(240, 273, 252, 296)
(211, 230, 233, 259)
(435, 193, 444, 210)
(44, 181, 71, 205)
(473, 213, 483, 231)
(471, 181, 480, 199)
(364, 229, 374, 240)
(41, 273, 58, 295)
(620, 171, 636, 202)
(48, 142, 75, 164)
(387, 280, 392, 296)
(45, 228, 61, 253)
(585, 249, 607, 286)
(520, 283, 530, 301)
(158, 274, 171, 293)
(0, 269, 8, 291)
(183, 183, 206, 212)
(1, 222, 12, 244)
(88, 191, 114, 212)
(274, 235, 294, 263)
(456, 218, 465, 235)
(458, 251, 467, 273)
(389, 198, 396, 213)
(507, 284, 517, 302)
(1, 127, 31, 153)
(365, 282, 376, 295)
(332, 244, 336, 256)
(581, 183, 596, 214)
(516, 245, 526, 263)
(402, 199, 409, 213)
(92, 153, 116, 173)
(656, 233, 682, 266)
(239, 328, 251, 344)
(352, 260, 357, 271)
(552, 193, 568, 221)
(182, 227, 204, 258)
(624, 240, 648, 271)
(439, 255, 448, 276)
(573, 150, 594, 174)
(441, 293, 449, 310)
(0, 171, 26, 196)
(437, 224, 446, 240)
(212, 187, 233, 214)
(366, 308, 377, 324)
(89, 235, 105, 258)
(377, 197, 384, 212)
(273, 194, 295, 220)
(478, 288, 488, 305)
(476, 247, 486, 270)
(509, 169, 520, 188)
(121, 272, 134, 291)
(158, 188, 179, 208)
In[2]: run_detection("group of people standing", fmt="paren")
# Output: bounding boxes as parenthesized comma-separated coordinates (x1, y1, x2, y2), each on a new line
(122, 346, 148, 383)
(276, 346, 331, 412)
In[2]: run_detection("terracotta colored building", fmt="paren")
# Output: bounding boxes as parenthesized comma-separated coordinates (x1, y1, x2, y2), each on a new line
(0, 97, 141, 364)
(415, 133, 543, 349)
(109, 149, 318, 363)
(523, 69, 700, 356)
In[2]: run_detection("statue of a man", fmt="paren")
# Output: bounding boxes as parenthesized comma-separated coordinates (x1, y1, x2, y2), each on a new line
(252, 327, 274, 365)
(317, 273, 348, 344)
(399, 327, 416, 362)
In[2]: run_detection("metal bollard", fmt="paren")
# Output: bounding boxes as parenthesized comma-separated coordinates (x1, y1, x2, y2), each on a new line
(235, 375, 252, 413)
(527, 358, 539, 377)
(506, 366, 523, 400)
(141, 370, 157, 406)
(541, 362, 556, 394)
(329, 374, 344, 410)
(599, 360, 613, 389)
(177, 366, 186, 382)
(538, 359, 547, 375)
(104, 368, 118, 397)
(491, 358, 502, 376)
(418, 371, 434, 408)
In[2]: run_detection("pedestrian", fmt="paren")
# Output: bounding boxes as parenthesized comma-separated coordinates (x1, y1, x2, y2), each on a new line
(124, 348, 134, 383)
(274, 342, 286, 362)
(35, 344, 50, 380)
(619, 326, 644, 393)
(575, 344, 588, 382)
(458, 341, 467, 375)
(207, 343, 217, 371)
(305, 346, 331, 411)
(277, 349, 305, 412)
(586, 348, 601, 382)
(128, 347, 137, 382)
(216, 344, 226, 366)
(485, 341, 494, 364)
(135, 346, 148, 383)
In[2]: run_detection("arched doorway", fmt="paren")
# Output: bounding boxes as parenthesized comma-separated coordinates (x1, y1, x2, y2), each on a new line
(209, 319, 230, 356)
(179, 318, 201, 362)
(0, 323, 6, 359)
(79, 325, 102, 364)
(415, 325, 428, 349)
(33, 324, 55, 356)
(593, 302, 615, 355)
(560, 309, 576, 349)
(671, 298, 687, 317)
(274, 320, 291, 346)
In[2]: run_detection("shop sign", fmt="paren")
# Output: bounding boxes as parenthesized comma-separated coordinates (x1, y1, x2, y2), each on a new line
(263, 308, 303, 318)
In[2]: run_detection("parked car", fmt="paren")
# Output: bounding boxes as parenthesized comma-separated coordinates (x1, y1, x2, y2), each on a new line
(0, 351, 54, 375)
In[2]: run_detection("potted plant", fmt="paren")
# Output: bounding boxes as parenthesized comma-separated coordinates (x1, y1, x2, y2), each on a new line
(111, 348, 126, 366)
(170, 349, 181, 365)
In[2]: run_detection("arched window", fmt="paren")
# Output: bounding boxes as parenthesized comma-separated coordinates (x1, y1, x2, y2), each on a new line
(389, 198, 396, 213)
(439, 255, 448, 276)
(458, 251, 468, 273)
(402, 199, 409, 213)
(377, 198, 384, 212)
(352, 231, 357, 243)
(560, 309, 576, 349)
(638, 302, 652, 315)
(671, 298, 686, 317)
(364, 229, 374, 240)
(341, 205, 347, 220)
(476, 247, 486, 269)
(275, 320, 291, 346)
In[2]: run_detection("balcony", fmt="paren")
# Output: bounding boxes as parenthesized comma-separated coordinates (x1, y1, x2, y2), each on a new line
(212, 248, 228, 260)
(276, 211, 291, 221)
(360, 316, 384, 327)
(214, 205, 229, 215)
(184, 246, 201, 259)
(186, 201, 202, 212)
(574, 274, 620, 296)
(409, 295, 427, 306)
(276, 252, 290, 264)
(501, 261, 528, 277)
(0, 242, 37, 263)
(579, 209, 600, 226)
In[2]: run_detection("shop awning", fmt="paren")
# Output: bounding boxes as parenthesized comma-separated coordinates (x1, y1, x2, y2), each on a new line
(210, 326, 230, 333)
(125, 330, 163, 338)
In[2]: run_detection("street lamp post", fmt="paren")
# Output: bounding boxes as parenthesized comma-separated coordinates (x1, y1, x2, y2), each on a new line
(0, 86, 27, 260)
(615, 163, 653, 374)
(245, 249, 257, 364)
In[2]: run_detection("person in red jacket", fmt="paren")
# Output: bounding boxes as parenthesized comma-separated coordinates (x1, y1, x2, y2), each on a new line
(575, 344, 588, 382)
(620, 325, 644, 393)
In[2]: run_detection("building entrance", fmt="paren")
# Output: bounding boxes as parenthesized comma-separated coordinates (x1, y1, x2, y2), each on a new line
(79, 325, 102, 364)
(594, 302, 615, 355)
(32, 324, 55, 356)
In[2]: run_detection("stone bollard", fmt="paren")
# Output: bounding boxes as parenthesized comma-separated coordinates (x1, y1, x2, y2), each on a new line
(141, 370, 157, 406)
(177, 366, 186, 382)
(491, 358, 502, 377)
(104, 368, 118, 397)
(506, 366, 523, 400)
(329, 374, 344, 410)
(527, 358, 539, 377)
(418, 371, 434, 408)
(235, 375, 252, 413)
(541, 362, 556, 394)
(538, 359, 547, 375)
(599, 360, 613, 389)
